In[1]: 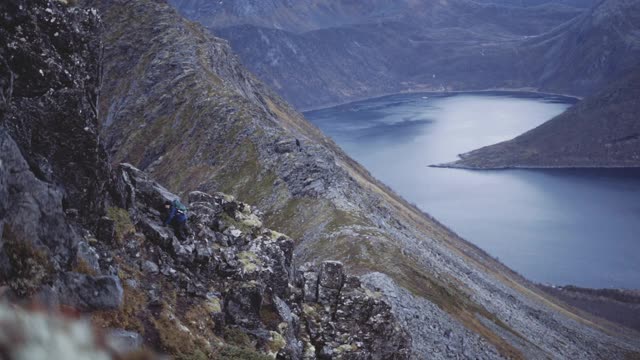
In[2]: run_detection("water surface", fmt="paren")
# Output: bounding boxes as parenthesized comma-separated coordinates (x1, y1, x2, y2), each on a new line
(305, 92, 640, 289)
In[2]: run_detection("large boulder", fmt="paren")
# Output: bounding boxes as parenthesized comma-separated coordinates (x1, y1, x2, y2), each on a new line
(224, 283, 265, 329)
(0, 130, 81, 296)
(53, 272, 124, 311)
(120, 163, 179, 212)
(137, 217, 176, 250)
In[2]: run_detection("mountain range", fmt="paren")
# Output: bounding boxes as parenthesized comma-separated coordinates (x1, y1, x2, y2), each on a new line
(170, 0, 640, 110)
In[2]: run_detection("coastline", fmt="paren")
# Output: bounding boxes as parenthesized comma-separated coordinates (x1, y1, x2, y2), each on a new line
(300, 87, 583, 113)
(430, 163, 640, 170)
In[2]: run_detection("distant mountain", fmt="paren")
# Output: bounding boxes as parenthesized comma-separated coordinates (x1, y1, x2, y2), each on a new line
(441, 65, 640, 168)
(171, 0, 639, 109)
(170, 0, 584, 108)
(168, 0, 583, 33)
(522, 0, 640, 96)
(474, 0, 595, 7)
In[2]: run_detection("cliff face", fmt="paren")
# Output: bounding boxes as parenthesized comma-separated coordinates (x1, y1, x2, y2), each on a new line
(0, 0, 113, 225)
(442, 65, 640, 169)
(0, 0, 125, 313)
(90, 0, 640, 359)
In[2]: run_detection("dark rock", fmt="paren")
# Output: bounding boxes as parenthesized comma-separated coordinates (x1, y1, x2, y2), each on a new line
(225, 283, 265, 329)
(96, 217, 116, 244)
(55, 272, 123, 311)
(119, 163, 179, 211)
(301, 269, 319, 303)
(188, 191, 217, 204)
(0, 0, 112, 225)
(317, 261, 344, 305)
(195, 241, 213, 263)
(318, 261, 344, 290)
(137, 217, 175, 249)
(0, 130, 79, 294)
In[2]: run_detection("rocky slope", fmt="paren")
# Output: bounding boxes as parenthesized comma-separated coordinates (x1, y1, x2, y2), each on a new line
(88, 0, 640, 359)
(0, 1, 411, 359)
(95, 163, 411, 359)
(440, 65, 640, 168)
(171, 0, 639, 110)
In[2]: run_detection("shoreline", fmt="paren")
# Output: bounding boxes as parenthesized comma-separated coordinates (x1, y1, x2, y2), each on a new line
(300, 87, 583, 113)
(430, 163, 640, 170)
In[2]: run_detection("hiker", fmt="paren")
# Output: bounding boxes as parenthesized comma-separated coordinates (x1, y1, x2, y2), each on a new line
(164, 199, 188, 240)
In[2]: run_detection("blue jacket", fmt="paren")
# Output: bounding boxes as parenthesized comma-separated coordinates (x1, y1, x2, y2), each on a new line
(165, 203, 187, 225)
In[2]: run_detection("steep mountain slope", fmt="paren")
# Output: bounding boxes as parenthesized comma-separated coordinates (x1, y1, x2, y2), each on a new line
(172, 0, 640, 110)
(522, 0, 640, 96)
(91, 0, 640, 358)
(441, 65, 640, 168)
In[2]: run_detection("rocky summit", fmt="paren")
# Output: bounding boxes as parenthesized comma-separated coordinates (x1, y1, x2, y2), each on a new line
(1, 0, 640, 359)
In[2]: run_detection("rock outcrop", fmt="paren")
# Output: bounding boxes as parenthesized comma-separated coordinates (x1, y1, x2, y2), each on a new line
(100, 163, 411, 359)
(0, 0, 114, 225)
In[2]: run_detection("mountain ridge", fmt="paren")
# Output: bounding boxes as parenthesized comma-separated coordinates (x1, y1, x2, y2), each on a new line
(90, 0, 640, 358)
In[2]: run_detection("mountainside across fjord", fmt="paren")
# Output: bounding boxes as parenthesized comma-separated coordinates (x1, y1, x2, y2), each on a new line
(441, 64, 640, 169)
(89, 0, 640, 358)
(519, 0, 640, 97)
(170, 0, 586, 109)
(171, 0, 640, 110)
(168, 0, 584, 34)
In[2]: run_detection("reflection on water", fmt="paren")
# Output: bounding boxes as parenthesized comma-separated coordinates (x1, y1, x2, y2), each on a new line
(306, 92, 640, 289)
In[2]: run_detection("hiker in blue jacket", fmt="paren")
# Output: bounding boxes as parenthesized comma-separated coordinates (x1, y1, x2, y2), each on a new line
(164, 199, 188, 240)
